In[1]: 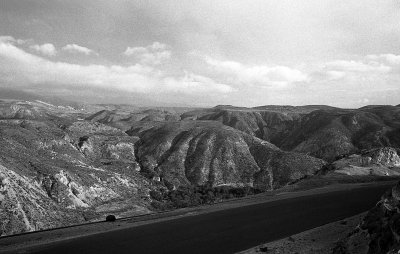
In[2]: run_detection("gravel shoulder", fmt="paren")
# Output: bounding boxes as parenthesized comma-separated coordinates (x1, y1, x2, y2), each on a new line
(238, 213, 366, 254)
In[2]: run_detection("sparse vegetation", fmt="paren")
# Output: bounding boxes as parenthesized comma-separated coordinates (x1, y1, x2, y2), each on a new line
(150, 185, 263, 210)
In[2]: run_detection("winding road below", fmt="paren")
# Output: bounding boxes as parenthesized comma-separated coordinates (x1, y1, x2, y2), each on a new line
(14, 184, 392, 254)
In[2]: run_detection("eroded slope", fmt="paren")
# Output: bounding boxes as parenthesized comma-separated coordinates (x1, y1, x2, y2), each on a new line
(132, 121, 326, 190)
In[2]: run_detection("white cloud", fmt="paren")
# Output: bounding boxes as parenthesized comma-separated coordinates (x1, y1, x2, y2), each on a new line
(62, 44, 96, 55)
(324, 60, 391, 73)
(366, 54, 400, 65)
(0, 40, 232, 95)
(0, 36, 27, 45)
(311, 55, 397, 83)
(29, 43, 57, 56)
(203, 56, 308, 87)
(0, 36, 15, 43)
(124, 42, 171, 65)
(163, 72, 235, 94)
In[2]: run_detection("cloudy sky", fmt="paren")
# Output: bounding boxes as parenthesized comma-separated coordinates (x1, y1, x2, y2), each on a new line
(0, 0, 399, 107)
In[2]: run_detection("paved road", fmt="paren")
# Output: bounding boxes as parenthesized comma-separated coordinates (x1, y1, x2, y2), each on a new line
(26, 185, 390, 254)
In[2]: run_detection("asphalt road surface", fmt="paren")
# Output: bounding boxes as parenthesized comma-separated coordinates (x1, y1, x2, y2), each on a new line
(25, 184, 390, 254)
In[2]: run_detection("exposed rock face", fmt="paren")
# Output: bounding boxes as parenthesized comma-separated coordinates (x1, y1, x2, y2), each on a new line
(361, 182, 400, 253)
(132, 121, 326, 190)
(67, 121, 140, 166)
(366, 147, 400, 167)
(0, 116, 151, 236)
(0, 164, 83, 235)
(334, 182, 400, 254)
(332, 147, 400, 176)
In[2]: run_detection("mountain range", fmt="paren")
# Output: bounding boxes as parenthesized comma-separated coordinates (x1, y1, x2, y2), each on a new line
(1, 97, 400, 236)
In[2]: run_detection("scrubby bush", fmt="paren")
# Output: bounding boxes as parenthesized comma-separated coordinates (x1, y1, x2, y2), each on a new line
(149, 190, 163, 201)
(150, 185, 264, 210)
(106, 214, 116, 222)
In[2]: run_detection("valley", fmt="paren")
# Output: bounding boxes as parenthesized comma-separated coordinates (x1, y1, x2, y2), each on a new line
(0, 97, 400, 249)
(2, 2, 399, 253)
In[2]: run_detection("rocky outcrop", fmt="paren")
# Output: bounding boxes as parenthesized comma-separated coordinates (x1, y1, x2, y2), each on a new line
(334, 182, 400, 254)
(360, 182, 400, 253)
(332, 147, 400, 176)
(0, 164, 84, 235)
(366, 148, 400, 167)
(66, 121, 141, 171)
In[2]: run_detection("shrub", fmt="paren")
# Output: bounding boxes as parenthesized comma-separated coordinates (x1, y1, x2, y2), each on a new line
(149, 190, 163, 201)
(149, 184, 265, 211)
(106, 214, 116, 222)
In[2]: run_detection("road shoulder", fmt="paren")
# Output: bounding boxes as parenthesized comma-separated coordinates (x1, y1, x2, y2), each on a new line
(238, 213, 366, 254)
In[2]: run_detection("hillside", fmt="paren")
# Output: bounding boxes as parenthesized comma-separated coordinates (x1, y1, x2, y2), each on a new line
(2, 100, 400, 236)
(85, 108, 185, 131)
(131, 121, 325, 190)
(0, 107, 152, 236)
(0, 100, 328, 236)
(178, 105, 400, 162)
(280, 107, 400, 161)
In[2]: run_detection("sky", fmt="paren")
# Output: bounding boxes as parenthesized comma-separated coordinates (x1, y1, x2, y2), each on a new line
(0, 0, 399, 107)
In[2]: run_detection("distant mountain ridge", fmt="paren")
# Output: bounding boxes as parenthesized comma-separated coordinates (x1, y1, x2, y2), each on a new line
(0, 88, 82, 108)
(179, 105, 400, 161)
